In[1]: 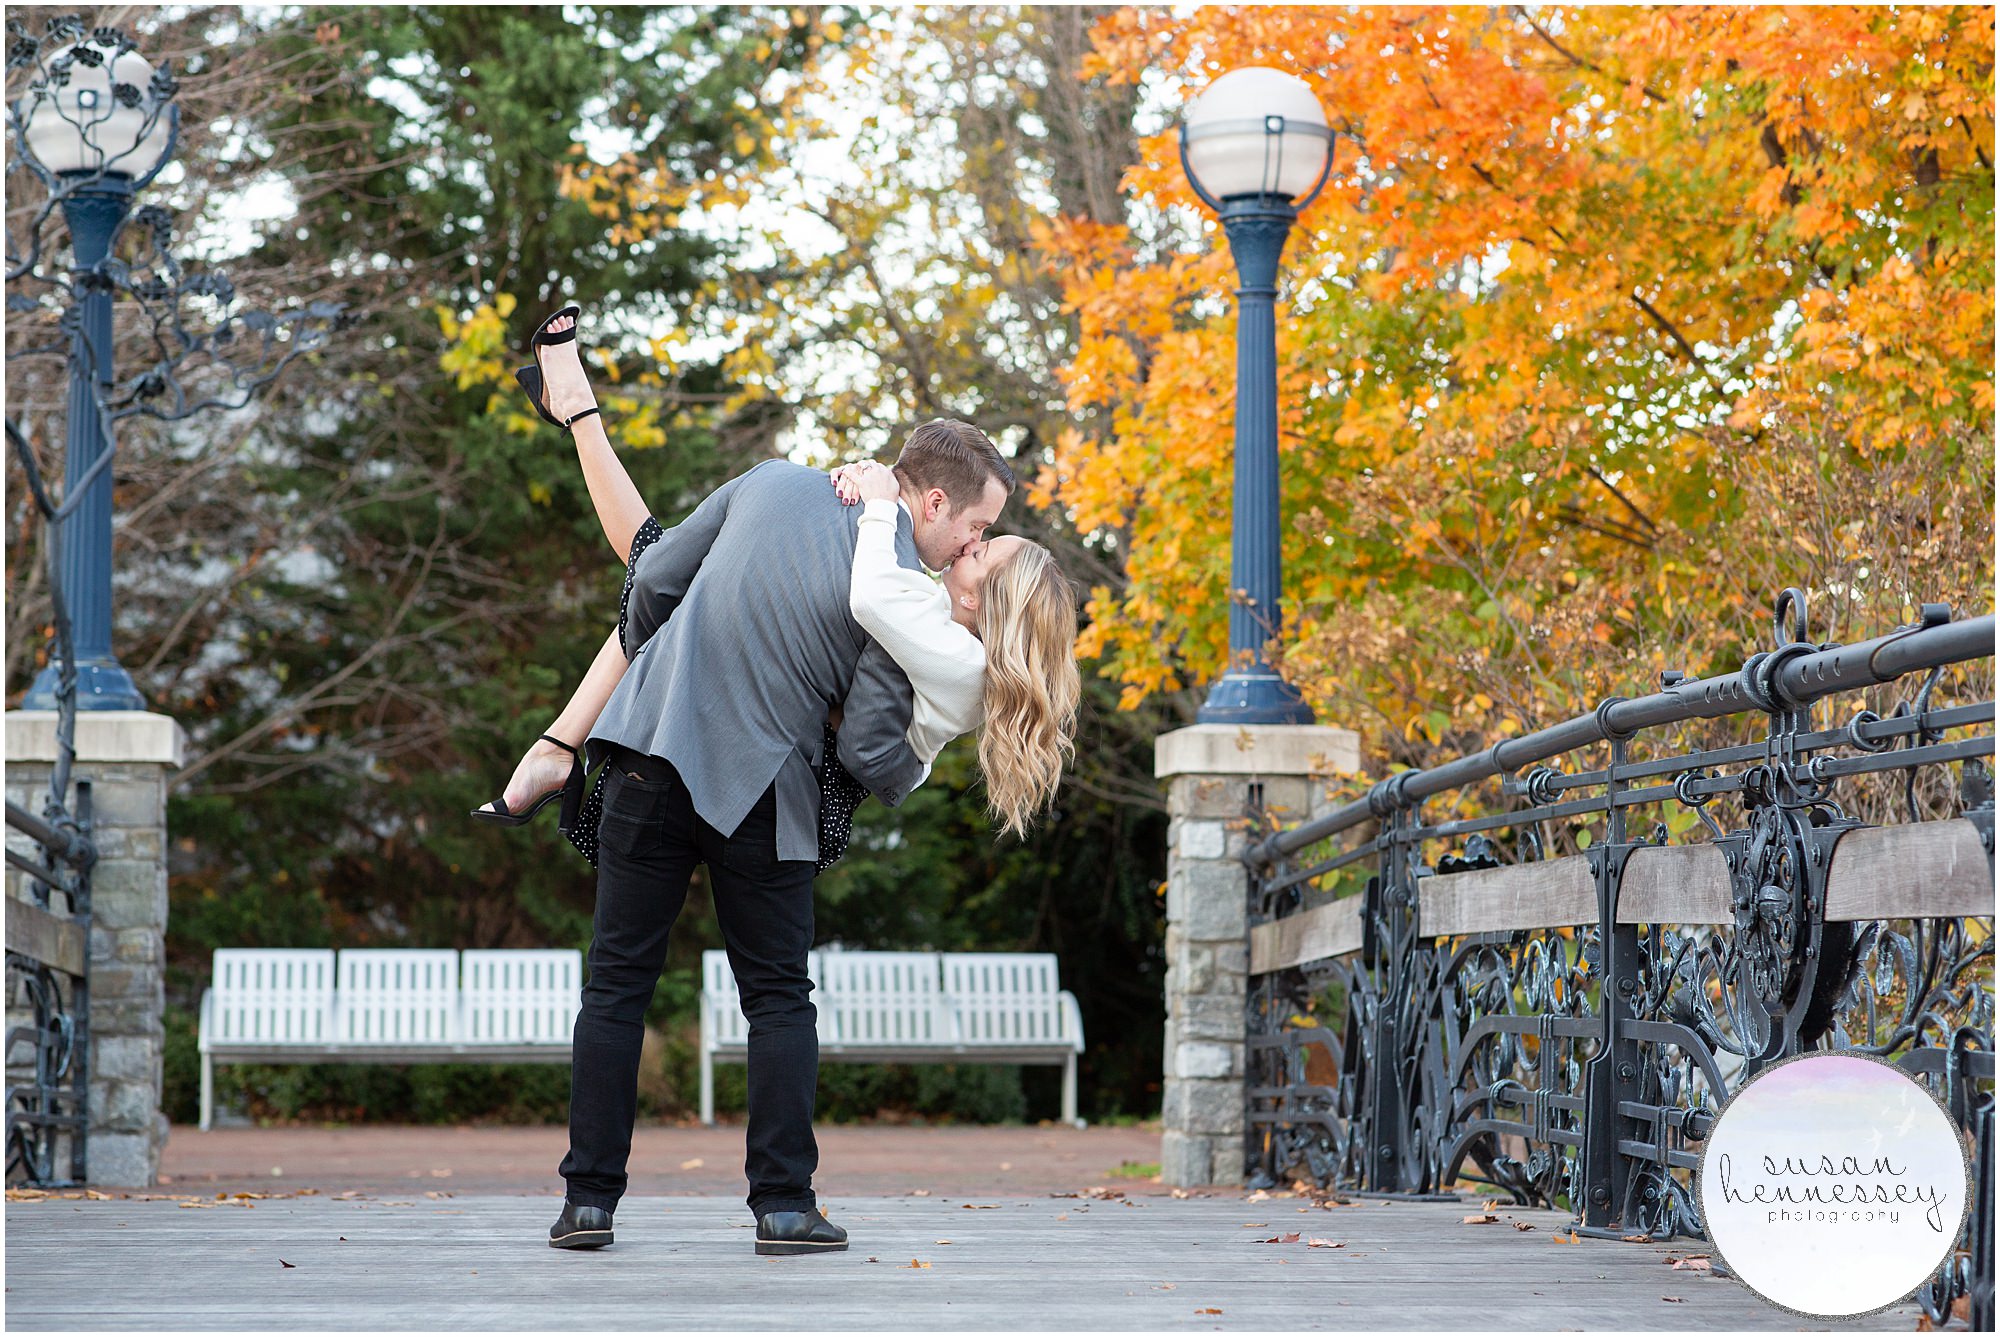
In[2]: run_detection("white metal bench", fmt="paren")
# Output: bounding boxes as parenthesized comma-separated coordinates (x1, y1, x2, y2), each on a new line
(699, 947, 1086, 1128)
(196, 948, 581, 1130)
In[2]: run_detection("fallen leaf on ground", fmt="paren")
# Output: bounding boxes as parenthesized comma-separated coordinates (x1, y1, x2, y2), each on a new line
(909, 1189, 931, 1197)
(1245, 1190, 1272, 1203)
(1307, 1238, 1344, 1249)
(1512, 1221, 1535, 1232)
(1055, 1213, 1068, 1220)
(961, 1203, 999, 1209)
(279, 1260, 295, 1269)
(1670, 1256, 1712, 1272)
(1621, 1233, 1653, 1242)
(429, 1169, 451, 1178)
(1240, 1223, 1268, 1228)
(934, 1239, 953, 1245)
(1258, 1232, 1302, 1244)
(1661, 1296, 1684, 1303)
(1171, 1188, 1191, 1199)
(1157, 1284, 1176, 1290)
(1462, 1212, 1498, 1224)
(1197, 1308, 1222, 1315)
(680, 1158, 704, 1170)
(1551, 1230, 1580, 1244)
(865, 1257, 878, 1263)
(908, 1259, 931, 1269)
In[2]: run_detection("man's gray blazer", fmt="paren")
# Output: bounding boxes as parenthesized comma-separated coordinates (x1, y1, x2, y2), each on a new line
(585, 459, 928, 863)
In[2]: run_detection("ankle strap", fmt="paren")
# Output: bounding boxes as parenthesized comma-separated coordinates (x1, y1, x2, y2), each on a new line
(539, 733, 580, 756)
(562, 405, 601, 432)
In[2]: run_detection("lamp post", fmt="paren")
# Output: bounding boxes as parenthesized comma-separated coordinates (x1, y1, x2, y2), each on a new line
(13, 29, 179, 711)
(1180, 68, 1335, 726)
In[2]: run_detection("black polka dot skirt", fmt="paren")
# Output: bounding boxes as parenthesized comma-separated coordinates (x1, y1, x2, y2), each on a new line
(560, 727, 867, 874)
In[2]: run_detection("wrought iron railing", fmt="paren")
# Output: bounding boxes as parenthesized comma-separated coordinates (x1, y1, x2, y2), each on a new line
(1242, 588, 1994, 1329)
(5, 416, 96, 1187)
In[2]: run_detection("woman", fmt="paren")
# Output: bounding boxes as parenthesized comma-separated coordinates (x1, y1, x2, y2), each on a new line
(473, 308, 1080, 863)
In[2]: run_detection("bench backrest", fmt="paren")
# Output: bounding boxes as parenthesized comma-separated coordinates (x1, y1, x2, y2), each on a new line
(336, 949, 459, 1044)
(209, 949, 336, 1044)
(819, 950, 950, 1046)
(943, 953, 1073, 1045)
(461, 950, 581, 1043)
(701, 949, 1075, 1049)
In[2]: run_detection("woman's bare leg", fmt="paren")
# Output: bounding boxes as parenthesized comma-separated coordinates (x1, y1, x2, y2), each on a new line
(479, 626, 632, 816)
(535, 313, 650, 562)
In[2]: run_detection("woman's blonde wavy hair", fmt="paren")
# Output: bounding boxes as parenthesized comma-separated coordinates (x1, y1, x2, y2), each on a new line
(974, 540, 1081, 839)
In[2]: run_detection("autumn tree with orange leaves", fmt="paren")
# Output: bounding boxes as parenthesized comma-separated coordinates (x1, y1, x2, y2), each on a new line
(1037, 5, 1993, 810)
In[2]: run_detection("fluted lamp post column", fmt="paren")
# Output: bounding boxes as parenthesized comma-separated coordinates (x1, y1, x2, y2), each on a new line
(1180, 68, 1335, 725)
(16, 34, 180, 711)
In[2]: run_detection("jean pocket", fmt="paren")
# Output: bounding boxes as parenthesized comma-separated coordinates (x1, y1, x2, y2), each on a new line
(600, 768, 669, 829)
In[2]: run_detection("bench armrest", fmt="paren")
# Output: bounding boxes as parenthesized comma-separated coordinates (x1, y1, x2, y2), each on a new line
(1059, 990, 1085, 1053)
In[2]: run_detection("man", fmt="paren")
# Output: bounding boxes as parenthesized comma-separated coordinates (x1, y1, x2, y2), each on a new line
(549, 418, 1015, 1255)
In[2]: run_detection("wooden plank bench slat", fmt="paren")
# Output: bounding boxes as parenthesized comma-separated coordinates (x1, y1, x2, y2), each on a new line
(197, 948, 581, 1130)
(700, 948, 1086, 1129)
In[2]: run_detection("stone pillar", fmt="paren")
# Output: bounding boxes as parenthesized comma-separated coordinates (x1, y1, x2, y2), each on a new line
(6, 710, 186, 1186)
(1155, 723, 1359, 1188)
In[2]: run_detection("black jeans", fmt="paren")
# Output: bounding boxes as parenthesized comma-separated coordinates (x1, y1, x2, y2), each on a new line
(558, 745, 820, 1218)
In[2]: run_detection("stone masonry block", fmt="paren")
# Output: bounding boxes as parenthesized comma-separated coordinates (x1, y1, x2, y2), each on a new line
(85, 1132, 153, 1188)
(1177, 819, 1228, 861)
(1177, 861, 1247, 941)
(1207, 1138, 1245, 1187)
(1176, 1041, 1235, 1080)
(86, 860, 167, 930)
(1160, 1129, 1214, 1187)
(1180, 994, 1247, 1043)
(77, 777, 164, 829)
(1174, 1077, 1246, 1136)
(1249, 776, 1310, 820)
(1170, 775, 1256, 821)
(92, 1079, 156, 1131)
(93, 1034, 156, 1085)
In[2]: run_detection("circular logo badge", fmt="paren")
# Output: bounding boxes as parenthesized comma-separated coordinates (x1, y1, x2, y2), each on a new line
(1697, 1051, 1973, 1319)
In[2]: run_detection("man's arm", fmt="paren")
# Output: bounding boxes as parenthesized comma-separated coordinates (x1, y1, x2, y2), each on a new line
(836, 638, 927, 807)
(623, 462, 768, 656)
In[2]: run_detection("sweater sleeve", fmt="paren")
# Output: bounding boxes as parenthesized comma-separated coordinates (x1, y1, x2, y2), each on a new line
(849, 499, 986, 701)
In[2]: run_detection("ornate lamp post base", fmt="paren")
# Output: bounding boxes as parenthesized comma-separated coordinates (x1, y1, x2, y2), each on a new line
(1197, 670, 1314, 725)
(21, 659, 147, 712)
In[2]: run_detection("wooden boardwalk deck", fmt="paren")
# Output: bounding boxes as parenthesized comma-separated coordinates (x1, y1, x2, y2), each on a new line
(6, 1191, 1921, 1330)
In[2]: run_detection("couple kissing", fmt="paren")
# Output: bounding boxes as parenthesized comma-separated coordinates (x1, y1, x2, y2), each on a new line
(471, 304, 1082, 1254)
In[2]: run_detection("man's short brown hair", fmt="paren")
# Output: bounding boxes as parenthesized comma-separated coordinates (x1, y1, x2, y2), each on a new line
(892, 419, 1016, 510)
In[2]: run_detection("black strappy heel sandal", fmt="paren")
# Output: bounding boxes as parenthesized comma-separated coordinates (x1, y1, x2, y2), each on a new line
(471, 734, 585, 827)
(513, 304, 603, 435)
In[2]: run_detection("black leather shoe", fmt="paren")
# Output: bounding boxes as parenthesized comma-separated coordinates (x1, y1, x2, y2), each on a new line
(754, 1206, 847, 1255)
(549, 1200, 613, 1249)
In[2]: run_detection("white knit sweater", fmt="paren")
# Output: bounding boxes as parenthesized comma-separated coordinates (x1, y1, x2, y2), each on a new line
(850, 497, 985, 783)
